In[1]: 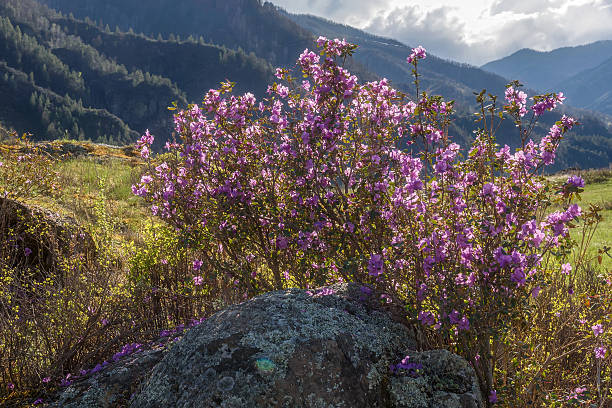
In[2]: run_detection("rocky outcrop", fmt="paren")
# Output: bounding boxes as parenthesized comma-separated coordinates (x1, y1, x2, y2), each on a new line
(50, 283, 483, 408)
(0, 197, 96, 275)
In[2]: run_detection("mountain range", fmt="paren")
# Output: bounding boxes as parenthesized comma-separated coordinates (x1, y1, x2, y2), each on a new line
(0, 0, 611, 170)
(482, 41, 612, 118)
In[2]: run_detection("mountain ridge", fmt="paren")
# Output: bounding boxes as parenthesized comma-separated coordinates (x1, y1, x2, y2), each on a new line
(481, 40, 612, 92)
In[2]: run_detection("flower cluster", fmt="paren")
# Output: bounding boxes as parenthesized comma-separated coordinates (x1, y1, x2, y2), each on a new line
(406, 45, 426, 64)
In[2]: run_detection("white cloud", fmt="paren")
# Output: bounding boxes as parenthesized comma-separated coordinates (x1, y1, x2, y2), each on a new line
(271, 0, 612, 65)
(363, 5, 472, 61)
(272, 0, 392, 26)
(489, 0, 554, 14)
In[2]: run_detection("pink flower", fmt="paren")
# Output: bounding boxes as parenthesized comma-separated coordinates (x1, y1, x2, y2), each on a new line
(407, 46, 426, 63)
(592, 323, 604, 337)
(561, 263, 571, 275)
(193, 275, 203, 286)
(42, 377, 50, 383)
(595, 346, 607, 359)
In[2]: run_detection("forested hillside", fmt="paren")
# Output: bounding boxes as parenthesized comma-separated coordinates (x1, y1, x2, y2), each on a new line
(39, 0, 314, 67)
(0, 0, 274, 144)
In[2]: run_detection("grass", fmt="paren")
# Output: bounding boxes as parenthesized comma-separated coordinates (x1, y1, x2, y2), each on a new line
(552, 168, 612, 271)
(3, 139, 153, 249)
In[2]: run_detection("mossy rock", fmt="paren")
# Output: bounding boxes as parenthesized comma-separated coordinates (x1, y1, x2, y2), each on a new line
(0, 197, 96, 276)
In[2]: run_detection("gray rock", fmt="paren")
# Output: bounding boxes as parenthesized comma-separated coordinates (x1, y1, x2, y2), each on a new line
(49, 283, 483, 407)
(0, 197, 96, 275)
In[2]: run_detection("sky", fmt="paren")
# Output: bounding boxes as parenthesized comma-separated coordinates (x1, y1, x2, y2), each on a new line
(271, 0, 612, 66)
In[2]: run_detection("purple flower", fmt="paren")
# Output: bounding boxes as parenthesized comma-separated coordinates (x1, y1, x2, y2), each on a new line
(592, 323, 604, 337)
(42, 377, 50, 384)
(33, 398, 44, 405)
(481, 183, 497, 197)
(193, 275, 203, 286)
(60, 374, 72, 387)
(566, 175, 584, 188)
(24, 247, 32, 256)
(90, 363, 103, 374)
(368, 254, 383, 276)
(315, 287, 336, 297)
(7, 382, 14, 390)
(390, 355, 423, 375)
(457, 316, 470, 331)
(112, 343, 142, 362)
(192, 259, 203, 271)
(595, 346, 607, 359)
(406, 46, 426, 63)
(489, 390, 498, 404)
(418, 311, 436, 326)
(276, 236, 288, 250)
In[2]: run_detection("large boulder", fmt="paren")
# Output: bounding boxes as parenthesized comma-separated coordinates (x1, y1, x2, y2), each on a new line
(0, 197, 95, 275)
(50, 283, 483, 408)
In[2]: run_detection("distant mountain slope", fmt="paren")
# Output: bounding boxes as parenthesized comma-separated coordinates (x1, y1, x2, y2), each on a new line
(38, 0, 314, 68)
(0, 0, 275, 144)
(481, 41, 612, 92)
(558, 56, 612, 116)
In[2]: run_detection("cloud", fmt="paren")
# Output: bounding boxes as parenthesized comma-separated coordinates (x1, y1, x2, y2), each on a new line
(272, 0, 612, 65)
(272, 0, 392, 26)
(489, 0, 554, 14)
(363, 5, 477, 63)
(361, 0, 612, 65)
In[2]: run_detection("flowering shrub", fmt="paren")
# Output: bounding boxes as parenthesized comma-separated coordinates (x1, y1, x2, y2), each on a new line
(133, 38, 609, 405)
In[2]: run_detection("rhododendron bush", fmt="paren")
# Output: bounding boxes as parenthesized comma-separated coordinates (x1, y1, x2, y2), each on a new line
(133, 38, 608, 405)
